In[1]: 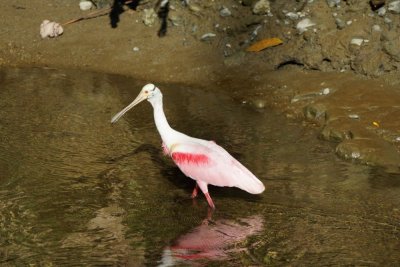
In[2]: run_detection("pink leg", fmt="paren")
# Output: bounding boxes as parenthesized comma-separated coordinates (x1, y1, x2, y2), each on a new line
(204, 193, 215, 209)
(197, 181, 216, 209)
(191, 183, 199, 199)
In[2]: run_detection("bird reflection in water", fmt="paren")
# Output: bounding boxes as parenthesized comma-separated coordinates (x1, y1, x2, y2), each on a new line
(158, 213, 264, 266)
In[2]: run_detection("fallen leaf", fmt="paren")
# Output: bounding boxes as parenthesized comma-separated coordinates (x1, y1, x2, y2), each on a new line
(372, 121, 380, 127)
(246, 37, 283, 52)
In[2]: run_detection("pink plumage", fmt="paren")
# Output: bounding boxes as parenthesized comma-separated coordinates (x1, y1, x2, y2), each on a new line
(111, 84, 265, 209)
(172, 152, 209, 165)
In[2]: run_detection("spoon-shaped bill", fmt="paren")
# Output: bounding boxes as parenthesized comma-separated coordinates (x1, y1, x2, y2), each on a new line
(111, 93, 147, 123)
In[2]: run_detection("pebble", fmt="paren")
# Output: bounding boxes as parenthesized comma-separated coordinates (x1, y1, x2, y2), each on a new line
(384, 17, 392, 24)
(252, 99, 266, 108)
(188, 3, 202, 13)
(372, 24, 381, 32)
(220, 6, 232, 17)
(200, 33, 216, 41)
(168, 14, 182, 26)
(388, 0, 400, 13)
(335, 18, 346, 29)
(296, 18, 316, 34)
(252, 0, 270, 15)
(142, 8, 157, 26)
(321, 88, 331, 95)
(250, 25, 262, 40)
(348, 114, 360, 119)
(286, 12, 299, 20)
(79, 0, 93, 11)
(377, 6, 386, 16)
(327, 0, 341, 8)
(133, 47, 139, 52)
(350, 38, 364, 46)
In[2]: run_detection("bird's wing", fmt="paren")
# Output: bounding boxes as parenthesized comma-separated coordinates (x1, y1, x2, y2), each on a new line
(170, 141, 265, 194)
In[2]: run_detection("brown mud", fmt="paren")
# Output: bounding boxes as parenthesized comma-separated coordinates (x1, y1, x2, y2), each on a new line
(1, 0, 400, 168)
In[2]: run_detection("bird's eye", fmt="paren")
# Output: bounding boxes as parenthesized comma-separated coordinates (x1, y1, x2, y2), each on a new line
(144, 90, 148, 94)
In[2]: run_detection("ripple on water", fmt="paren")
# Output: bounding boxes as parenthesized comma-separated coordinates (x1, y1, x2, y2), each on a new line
(0, 68, 399, 266)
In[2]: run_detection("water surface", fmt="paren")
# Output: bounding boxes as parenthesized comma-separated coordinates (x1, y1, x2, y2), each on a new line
(0, 68, 399, 266)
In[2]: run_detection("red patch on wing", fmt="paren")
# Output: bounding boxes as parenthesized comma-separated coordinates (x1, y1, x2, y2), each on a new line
(172, 152, 209, 165)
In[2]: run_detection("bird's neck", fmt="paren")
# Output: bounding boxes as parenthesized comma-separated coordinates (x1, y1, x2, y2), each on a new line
(149, 95, 175, 146)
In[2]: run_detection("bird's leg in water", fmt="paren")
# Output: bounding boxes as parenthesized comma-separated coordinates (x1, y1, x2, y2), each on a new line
(197, 181, 216, 209)
(191, 183, 199, 198)
(204, 193, 215, 209)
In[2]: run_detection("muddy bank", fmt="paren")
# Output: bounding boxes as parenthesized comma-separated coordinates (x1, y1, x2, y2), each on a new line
(1, 0, 400, 168)
(222, 69, 400, 169)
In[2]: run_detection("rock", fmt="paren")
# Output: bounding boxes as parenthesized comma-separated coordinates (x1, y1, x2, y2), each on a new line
(335, 18, 346, 29)
(296, 18, 316, 34)
(188, 3, 202, 13)
(377, 6, 387, 15)
(168, 13, 182, 26)
(321, 88, 331, 95)
(252, 0, 270, 15)
(200, 33, 216, 41)
(348, 114, 360, 119)
(384, 17, 392, 24)
(92, 0, 111, 9)
(327, 0, 341, 7)
(336, 138, 400, 167)
(79, 0, 93, 11)
(304, 103, 327, 124)
(372, 24, 382, 32)
(220, 6, 232, 17)
(388, 0, 400, 13)
(321, 123, 353, 142)
(40, 20, 64, 38)
(383, 38, 400, 61)
(142, 8, 157, 26)
(350, 38, 365, 46)
(252, 98, 267, 109)
(285, 12, 299, 20)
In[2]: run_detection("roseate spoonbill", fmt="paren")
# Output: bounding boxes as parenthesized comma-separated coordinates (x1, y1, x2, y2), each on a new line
(111, 84, 265, 208)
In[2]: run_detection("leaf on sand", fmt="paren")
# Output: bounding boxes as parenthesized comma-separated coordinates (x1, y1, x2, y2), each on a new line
(246, 38, 283, 52)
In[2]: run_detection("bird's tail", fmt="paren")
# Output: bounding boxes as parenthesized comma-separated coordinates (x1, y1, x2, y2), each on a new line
(232, 161, 265, 194)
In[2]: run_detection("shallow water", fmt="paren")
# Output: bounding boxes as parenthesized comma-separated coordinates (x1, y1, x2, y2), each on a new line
(0, 68, 399, 266)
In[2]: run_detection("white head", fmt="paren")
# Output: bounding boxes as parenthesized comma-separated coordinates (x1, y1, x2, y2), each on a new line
(111, 83, 162, 123)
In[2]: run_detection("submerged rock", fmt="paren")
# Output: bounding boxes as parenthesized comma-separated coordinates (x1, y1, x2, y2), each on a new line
(304, 103, 327, 124)
(336, 138, 400, 167)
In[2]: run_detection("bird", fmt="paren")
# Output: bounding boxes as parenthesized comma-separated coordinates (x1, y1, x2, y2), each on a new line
(111, 84, 265, 209)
